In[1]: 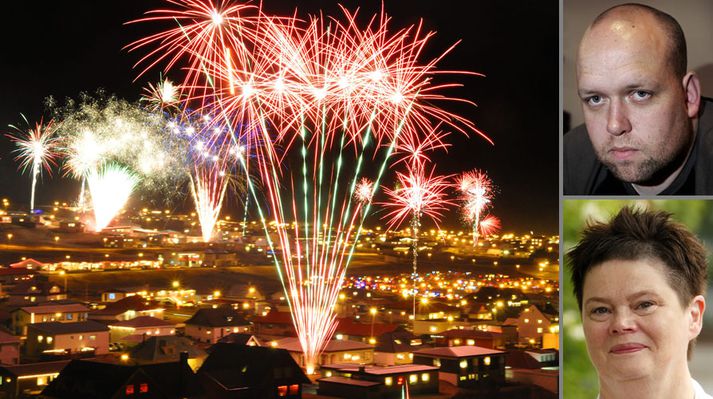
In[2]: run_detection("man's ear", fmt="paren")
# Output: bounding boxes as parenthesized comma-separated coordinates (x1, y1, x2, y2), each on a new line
(688, 295, 705, 340)
(683, 72, 701, 118)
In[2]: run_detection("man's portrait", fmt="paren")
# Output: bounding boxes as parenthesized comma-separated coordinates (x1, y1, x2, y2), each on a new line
(563, 2, 713, 195)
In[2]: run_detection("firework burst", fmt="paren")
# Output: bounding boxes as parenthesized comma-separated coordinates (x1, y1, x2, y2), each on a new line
(458, 169, 496, 246)
(87, 164, 139, 232)
(130, 1, 489, 373)
(380, 161, 454, 324)
(6, 116, 60, 211)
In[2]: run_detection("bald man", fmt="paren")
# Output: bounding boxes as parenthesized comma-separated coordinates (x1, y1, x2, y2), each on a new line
(563, 4, 713, 195)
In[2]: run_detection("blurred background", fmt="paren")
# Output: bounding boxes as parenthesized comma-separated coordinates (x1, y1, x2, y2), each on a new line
(563, 200, 713, 398)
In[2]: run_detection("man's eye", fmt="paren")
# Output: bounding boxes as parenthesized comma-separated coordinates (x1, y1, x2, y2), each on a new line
(586, 95, 602, 106)
(632, 90, 652, 101)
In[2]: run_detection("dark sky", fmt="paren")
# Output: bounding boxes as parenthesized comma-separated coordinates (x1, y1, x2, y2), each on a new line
(0, 1, 558, 234)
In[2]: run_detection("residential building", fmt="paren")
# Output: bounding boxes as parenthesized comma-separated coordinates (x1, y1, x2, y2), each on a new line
(25, 321, 110, 359)
(89, 295, 164, 322)
(0, 360, 68, 399)
(198, 344, 310, 399)
(412, 345, 506, 389)
(318, 363, 439, 399)
(272, 337, 374, 372)
(0, 330, 20, 365)
(10, 303, 89, 336)
(108, 316, 176, 344)
(184, 308, 251, 344)
(40, 355, 201, 398)
(129, 336, 207, 370)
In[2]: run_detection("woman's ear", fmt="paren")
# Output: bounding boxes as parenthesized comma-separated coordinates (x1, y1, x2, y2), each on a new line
(688, 295, 706, 339)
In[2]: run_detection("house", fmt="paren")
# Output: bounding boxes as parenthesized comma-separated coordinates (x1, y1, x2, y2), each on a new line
(412, 345, 506, 388)
(0, 268, 36, 287)
(272, 337, 374, 373)
(6, 280, 66, 305)
(40, 354, 202, 398)
(318, 363, 439, 399)
(253, 310, 296, 337)
(435, 328, 505, 349)
(10, 302, 89, 336)
(100, 289, 127, 303)
(216, 333, 261, 347)
(8, 258, 47, 270)
(198, 343, 310, 399)
(25, 321, 110, 359)
(506, 349, 559, 395)
(516, 305, 557, 345)
(333, 318, 400, 343)
(89, 295, 164, 322)
(0, 360, 69, 399)
(373, 330, 430, 366)
(129, 336, 207, 370)
(108, 316, 176, 344)
(0, 330, 20, 365)
(185, 308, 251, 344)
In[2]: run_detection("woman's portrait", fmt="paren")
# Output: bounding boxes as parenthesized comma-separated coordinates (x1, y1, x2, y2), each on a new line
(563, 200, 713, 398)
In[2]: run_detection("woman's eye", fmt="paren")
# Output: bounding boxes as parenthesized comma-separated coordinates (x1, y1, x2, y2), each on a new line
(592, 307, 609, 314)
(635, 301, 657, 313)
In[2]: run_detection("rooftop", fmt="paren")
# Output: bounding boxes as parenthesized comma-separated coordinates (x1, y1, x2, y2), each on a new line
(28, 320, 110, 335)
(413, 345, 505, 358)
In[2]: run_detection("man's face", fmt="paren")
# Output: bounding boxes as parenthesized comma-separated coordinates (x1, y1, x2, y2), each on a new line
(576, 18, 693, 185)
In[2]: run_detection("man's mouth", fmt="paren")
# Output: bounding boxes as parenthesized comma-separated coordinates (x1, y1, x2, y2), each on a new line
(608, 146, 639, 161)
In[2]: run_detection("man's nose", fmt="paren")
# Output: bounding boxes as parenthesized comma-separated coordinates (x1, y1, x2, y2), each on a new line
(606, 101, 632, 136)
(609, 309, 637, 335)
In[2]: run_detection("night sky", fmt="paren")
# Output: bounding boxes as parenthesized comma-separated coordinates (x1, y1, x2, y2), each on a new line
(0, 1, 558, 234)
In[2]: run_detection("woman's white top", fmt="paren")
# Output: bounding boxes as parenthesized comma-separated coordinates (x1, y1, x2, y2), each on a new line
(596, 379, 713, 399)
(693, 379, 713, 399)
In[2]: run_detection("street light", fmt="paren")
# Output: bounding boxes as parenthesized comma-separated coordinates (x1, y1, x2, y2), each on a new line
(370, 307, 377, 338)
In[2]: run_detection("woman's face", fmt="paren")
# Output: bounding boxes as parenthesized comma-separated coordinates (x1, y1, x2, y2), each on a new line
(581, 258, 699, 382)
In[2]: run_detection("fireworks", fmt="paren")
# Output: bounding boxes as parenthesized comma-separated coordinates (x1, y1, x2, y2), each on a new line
(54, 94, 185, 227)
(354, 178, 374, 205)
(168, 111, 238, 242)
(87, 164, 139, 232)
(130, 0, 488, 373)
(380, 162, 454, 323)
(457, 169, 497, 246)
(6, 116, 59, 211)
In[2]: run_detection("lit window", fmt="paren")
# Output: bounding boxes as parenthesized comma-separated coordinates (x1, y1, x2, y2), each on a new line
(37, 335, 43, 343)
(139, 383, 148, 393)
(277, 385, 288, 397)
(537, 328, 543, 334)
(421, 373, 430, 382)
(484, 356, 491, 366)
(126, 385, 135, 395)
(409, 374, 417, 384)
(37, 376, 47, 386)
(385, 377, 393, 386)
(289, 385, 299, 394)
(433, 359, 441, 367)
(47, 337, 53, 344)
(466, 339, 475, 346)
(325, 371, 332, 377)
(460, 360, 468, 369)
(343, 353, 352, 360)
(524, 318, 529, 323)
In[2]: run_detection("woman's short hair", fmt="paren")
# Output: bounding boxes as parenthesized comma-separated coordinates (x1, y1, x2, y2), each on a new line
(567, 206, 708, 311)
